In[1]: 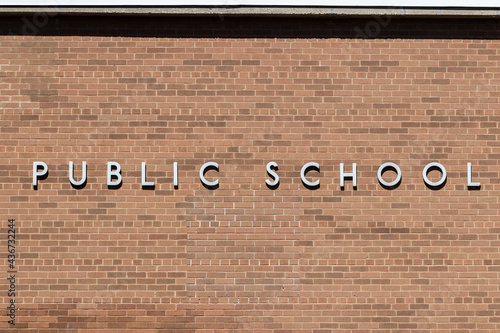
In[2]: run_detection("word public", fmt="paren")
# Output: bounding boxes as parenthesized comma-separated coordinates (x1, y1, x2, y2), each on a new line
(32, 161, 481, 190)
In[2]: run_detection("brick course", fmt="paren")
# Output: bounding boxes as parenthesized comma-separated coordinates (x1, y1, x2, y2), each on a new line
(1, 15, 500, 332)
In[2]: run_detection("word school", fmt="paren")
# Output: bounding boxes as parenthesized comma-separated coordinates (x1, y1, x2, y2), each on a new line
(32, 161, 481, 189)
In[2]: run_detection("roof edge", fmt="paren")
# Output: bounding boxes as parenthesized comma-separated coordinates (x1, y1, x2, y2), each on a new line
(0, 6, 499, 18)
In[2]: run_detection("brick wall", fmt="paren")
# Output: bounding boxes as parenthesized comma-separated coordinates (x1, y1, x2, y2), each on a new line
(1, 15, 500, 332)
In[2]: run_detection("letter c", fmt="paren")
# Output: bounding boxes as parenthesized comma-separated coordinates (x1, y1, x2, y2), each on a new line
(301, 162, 320, 187)
(200, 162, 219, 187)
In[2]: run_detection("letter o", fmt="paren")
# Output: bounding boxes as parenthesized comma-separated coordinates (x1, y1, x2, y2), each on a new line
(377, 162, 401, 188)
(33, 13, 49, 28)
(365, 21, 381, 37)
(422, 162, 447, 187)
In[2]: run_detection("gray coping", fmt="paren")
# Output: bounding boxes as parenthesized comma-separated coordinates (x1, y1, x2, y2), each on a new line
(0, 7, 498, 17)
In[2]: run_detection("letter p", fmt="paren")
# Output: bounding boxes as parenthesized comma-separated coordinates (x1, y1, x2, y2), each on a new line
(33, 161, 48, 187)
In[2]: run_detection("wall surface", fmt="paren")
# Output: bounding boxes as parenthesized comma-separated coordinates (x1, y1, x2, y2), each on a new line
(1, 16, 500, 332)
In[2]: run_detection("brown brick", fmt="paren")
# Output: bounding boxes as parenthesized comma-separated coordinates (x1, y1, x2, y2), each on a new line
(1, 15, 500, 333)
